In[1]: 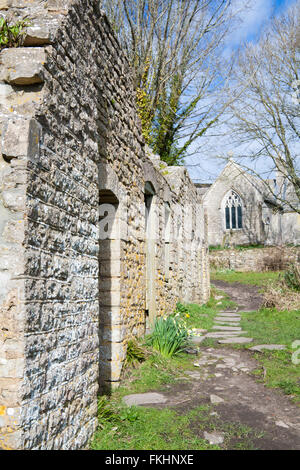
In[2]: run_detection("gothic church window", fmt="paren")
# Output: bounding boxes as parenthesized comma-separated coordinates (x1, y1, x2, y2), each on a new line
(224, 191, 243, 229)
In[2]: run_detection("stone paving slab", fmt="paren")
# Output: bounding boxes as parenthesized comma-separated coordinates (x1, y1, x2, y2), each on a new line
(212, 326, 242, 331)
(123, 392, 168, 406)
(218, 337, 253, 344)
(215, 317, 241, 322)
(190, 335, 206, 344)
(216, 312, 241, 317)
(249, 344, 286, 352)
(204, 431, 225, 445)
(206, 331, 247, 338)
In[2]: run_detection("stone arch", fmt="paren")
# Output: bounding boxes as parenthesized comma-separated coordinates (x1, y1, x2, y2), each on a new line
(144, 180, 157, 329)
(98, 163, 127, 392)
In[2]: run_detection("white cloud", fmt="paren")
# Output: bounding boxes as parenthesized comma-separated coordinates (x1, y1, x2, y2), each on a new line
(226, 0, 274, 47)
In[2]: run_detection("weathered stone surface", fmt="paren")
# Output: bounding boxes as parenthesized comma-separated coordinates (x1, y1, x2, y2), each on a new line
(215, 316, 241, 323)
(0, 48, 46, 85)
(210, 394, 224, 404)
(123, 393, 167, 406)
(249, 344, 286, 352)
(204, 431, 224, 445)
(218, 337, 253, 344)
(275, 420, 289, 428)
(216, 312, 239, 317)
(206, 331, 246, 337)
(0, 0, 210, 452)
(190, 335, 206, 344)
(212, 326, 242, 331)
(1, 118, 40, 160)
(210, 246, 300, 272)
(204, 159, 300, 248)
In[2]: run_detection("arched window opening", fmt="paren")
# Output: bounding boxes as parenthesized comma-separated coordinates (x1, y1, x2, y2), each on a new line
(224, 191, 243, 230)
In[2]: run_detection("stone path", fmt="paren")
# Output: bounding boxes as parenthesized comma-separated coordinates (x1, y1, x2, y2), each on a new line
(192, 310, 254, 345)
(122, 281, 296, 449)
(122, 347, 300, 449)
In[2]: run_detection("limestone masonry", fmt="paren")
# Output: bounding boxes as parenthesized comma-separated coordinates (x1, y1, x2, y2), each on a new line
(0, 0, 210, 449)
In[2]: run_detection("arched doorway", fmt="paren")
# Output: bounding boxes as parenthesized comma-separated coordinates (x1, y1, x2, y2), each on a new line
(144, 181, 156, 330)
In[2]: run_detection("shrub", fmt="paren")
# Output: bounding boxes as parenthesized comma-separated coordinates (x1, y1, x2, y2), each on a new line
(124, 339, 147, 368)
(0, 16, 29, 51)
(146, 314, 190, 358)
(284, 263, 300, 291)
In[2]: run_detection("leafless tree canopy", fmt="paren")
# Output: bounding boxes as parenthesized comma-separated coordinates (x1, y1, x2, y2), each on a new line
(100, 0, 238, 164)
(222, 1, 300, 212)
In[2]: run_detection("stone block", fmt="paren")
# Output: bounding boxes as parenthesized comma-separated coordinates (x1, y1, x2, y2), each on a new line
(0, 0, 9, 9)
(1, 118, 40, 161)
(0, 47, 46, 85)
(24, 18, 55, 46)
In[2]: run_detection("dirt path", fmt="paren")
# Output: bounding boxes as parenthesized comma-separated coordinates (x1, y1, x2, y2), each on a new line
(125, 281, 300, 450)
(211, 280, 263, 311)
(155, 346, 300, 450)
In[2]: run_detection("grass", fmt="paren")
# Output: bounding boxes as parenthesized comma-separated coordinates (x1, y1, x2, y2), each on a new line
(209, 244, 265, 252)
(240, 308, 300, 403)
(210, 270, 282, 287)
(208, 270, 300, 403)
(182, 288, 237, 332)
(91, 405, 219, 450)
(91, 349, 263, 450)
(91, 280, 299, 450)
(91, 350, 219, 450)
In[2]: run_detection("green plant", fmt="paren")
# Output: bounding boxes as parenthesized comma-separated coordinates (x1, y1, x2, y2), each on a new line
(119, 406, 139, 423)
(175, 302, 189, 315)
(97, 396, 118, 426)
(146, 314, 190, 358)
(0, 16, 29, 51)
(284, 263, 300, 291)
(124, 339, 147, 368)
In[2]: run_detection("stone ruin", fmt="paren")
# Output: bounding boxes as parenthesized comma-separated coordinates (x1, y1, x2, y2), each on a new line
(0, 0, 210, 449)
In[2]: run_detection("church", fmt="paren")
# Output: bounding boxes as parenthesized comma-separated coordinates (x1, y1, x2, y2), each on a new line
(197, 160, 300, 247)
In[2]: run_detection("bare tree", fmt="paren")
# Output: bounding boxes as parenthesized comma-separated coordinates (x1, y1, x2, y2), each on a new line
(220, 1, 300, 212)
(100, 0, 240, 164)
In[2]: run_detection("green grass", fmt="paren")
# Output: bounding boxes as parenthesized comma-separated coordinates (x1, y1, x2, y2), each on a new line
(91, 288, 299, 450)
(207, 269, 300, 403)
(209, 244, 266, 252)
(182, 290, 237, 332)
(239, 308, 300, 403)
(117, 350, 192, 398)
(91, 405, 219, 450)
(210, 270, 282, 287)
(92, 381, 263, 450)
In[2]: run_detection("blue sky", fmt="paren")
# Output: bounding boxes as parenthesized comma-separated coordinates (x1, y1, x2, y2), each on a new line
(184, 0, 299, 182)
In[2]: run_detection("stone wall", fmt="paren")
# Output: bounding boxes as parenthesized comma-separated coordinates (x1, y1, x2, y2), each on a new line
(210, 246, 300, 272)
(0, 0, 210, 449)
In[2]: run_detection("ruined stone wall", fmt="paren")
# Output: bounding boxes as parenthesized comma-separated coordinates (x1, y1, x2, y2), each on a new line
(0, 0, 210, 450)
(210, 246, 300, 272)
